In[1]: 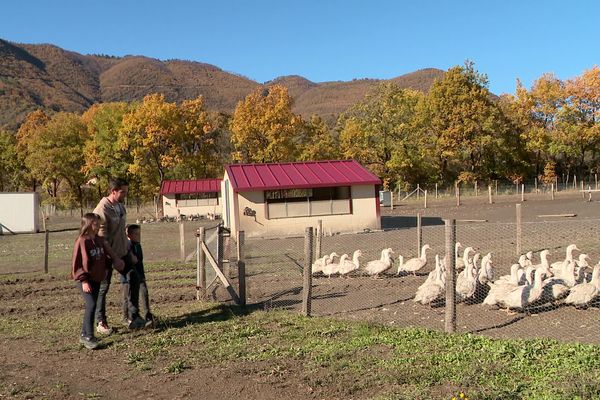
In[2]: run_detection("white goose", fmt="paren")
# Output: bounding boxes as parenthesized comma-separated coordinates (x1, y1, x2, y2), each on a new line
(311, 252, 339, 274)
(496, 267, 550, 312)
(397, 244, 431, 276)
(456, 253, 477, 302)
(414, 254, 446, 306)
(550, 244, 579, 274)
(365, 248, 394, 278)
(338, 250, 362, 276)
(564, 264, 600, 307)
(454, 242, 464, 271)
(321, 254, 348, 278)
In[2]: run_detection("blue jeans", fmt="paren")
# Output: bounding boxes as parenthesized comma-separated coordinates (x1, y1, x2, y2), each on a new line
(95, 265, 113, 325)
(77, 280, 100, 338)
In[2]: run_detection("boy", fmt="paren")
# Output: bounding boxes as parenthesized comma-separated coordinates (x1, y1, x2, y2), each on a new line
(122, 224, 154, 327)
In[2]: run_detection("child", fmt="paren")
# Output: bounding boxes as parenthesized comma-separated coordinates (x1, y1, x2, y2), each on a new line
(123, 224, 154, 327)
(71, 213, 107, 350)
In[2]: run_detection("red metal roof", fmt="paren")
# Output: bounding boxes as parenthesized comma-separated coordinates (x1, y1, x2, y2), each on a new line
(160, 179, 222, 195)
(225, 160, 381, 192)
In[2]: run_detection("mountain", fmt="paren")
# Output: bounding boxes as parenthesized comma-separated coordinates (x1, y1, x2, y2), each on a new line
(0, 39, 445, 130)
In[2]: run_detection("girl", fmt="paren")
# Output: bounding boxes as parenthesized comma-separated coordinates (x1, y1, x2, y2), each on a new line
(71, 213, 108, 350)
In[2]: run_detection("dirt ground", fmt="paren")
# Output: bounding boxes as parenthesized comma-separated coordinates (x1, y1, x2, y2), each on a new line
(1, 191, 600, 399)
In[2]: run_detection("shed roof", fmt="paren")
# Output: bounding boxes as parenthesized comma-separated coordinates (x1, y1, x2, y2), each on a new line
(160, 179, 222, 195)
(225, 160, 381, 192)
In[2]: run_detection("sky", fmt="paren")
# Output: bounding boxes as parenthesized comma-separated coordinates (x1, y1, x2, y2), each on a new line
(2, 0, 599, 95)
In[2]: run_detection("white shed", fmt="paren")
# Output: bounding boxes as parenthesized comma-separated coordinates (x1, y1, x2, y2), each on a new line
(159, 179, 222, 218)
(222, 160, 382, 238)
(0, 192, 40, 233)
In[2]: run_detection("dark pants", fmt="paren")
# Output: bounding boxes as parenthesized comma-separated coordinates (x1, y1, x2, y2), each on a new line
(77, 280, 100, 338)
(95, 264, 113, 325)
(121, 269, 141, 321)
(139, 281, 151, 320)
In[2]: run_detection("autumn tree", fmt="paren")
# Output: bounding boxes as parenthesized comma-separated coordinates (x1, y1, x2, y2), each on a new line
(298, 115, 339, 161)
(426, 61, 520, 182)
(120, 94, 218, 199)
(0, 130, 22, 191)
(15, 110, 50, 191)
(22, 112, 88, 211)
(82, 102, 133, 196)
(339, 82, 424, 188)
(230, 85, 305, 163)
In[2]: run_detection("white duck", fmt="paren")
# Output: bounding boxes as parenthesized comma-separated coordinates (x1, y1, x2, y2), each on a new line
(495, 267, 550, 312)
(321, 254, 348, 278)
(550, 244, 579, 274)
(454, 242, 464, 271)
(311, 252, 339, 274)
(483, 264, 525, 307)
(397, 244, 431, 276)
(338, 250, 362, 277)
(477, 253, 494, 285)
(365, 248, 394, 278)
(564, 264, 600, 307)
(456, 253, 477, 302)
(415, 254, 446, 306)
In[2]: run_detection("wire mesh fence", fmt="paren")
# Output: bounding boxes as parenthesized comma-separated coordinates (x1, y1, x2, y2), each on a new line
(242, 218, 600, 344)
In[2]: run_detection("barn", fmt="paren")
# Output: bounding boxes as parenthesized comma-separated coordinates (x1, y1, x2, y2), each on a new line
(159, 179, 222, 218)
(222, 160, 382, 238)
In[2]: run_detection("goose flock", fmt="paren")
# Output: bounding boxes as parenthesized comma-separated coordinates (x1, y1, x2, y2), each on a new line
(312, 242, 600, 312)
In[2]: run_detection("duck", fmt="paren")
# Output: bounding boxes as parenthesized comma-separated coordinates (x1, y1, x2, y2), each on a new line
(415, 254, 445, 306)
(456, 253, 477, 302)
(365, 248, 394, 278)
(311, 252, 339, 274)
(321, 254, 348, 278)
(564, 264, 600, 307)
(483, 264, 524, 307)
(338, 250, 362, 277)
(550, 244, 579, 274)
(454, 242, 465, 271)
(397, 244, 431, 276)
(495, 267, 550, 312)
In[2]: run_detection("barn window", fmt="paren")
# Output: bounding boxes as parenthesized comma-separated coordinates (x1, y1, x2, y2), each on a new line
(265, 186, 351, 218)
(176, 192, 219, 207)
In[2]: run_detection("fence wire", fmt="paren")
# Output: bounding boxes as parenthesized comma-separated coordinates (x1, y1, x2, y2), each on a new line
(244, 218, 600, 345)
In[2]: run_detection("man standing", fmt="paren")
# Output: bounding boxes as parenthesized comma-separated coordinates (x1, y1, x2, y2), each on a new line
(93, 178, 141, 334)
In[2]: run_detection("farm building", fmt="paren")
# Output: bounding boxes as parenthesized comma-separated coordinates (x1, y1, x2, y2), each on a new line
(159, 179, 222, 218)
(222, 160, 382, 238)
(0, 192, 40, 233)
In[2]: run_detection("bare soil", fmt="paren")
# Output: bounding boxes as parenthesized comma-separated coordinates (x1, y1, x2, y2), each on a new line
(1, 191, 600, 399)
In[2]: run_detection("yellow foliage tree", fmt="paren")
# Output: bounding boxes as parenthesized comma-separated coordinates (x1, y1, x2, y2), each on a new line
(230, 85, 304, 163)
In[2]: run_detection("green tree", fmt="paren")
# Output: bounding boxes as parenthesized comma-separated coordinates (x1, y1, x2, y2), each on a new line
(230, 85, 305, 163)
(0, 130, 23, 191)
(298, 115, 339, 161)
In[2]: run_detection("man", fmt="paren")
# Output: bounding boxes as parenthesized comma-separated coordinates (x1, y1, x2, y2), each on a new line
(93, 178, 144, 334)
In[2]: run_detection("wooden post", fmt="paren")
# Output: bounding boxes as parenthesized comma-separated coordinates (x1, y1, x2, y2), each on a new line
(588, 186, 592, 202)
(475, 180, 478, 196)
(581, 181, 585, 199)
(565, 174, 569, 191)
(516, 204, 522, 256)
(237, 231, 246, 307)
(179, 220, 185, 262)
(391, 191, 394, 210)
(595, 174, 598, 190)
(495, 180, 498, 196)
(535, 177, 538, 193)
(574, 175, 577, 190)
(44, 230, 49, 274)
(444, 219, 456, 334)
(456, 184, 461, 206)
(315, 220, 322, 260)
(488, 185, 493, 204)
(417, 184, 420, 200)
(302, 227, 314, 316)
(521, 184, 525, 202)
(417, 213, 422, 254)
(516, 181, 519, 196)
(196, 227, 206, 300)
(435, 183, 438, 198)
(551, 183, 555, 200)
(424, 190, 428, 209)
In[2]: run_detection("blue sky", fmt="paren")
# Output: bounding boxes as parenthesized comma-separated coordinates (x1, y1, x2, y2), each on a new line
(2, 0, 598, 95)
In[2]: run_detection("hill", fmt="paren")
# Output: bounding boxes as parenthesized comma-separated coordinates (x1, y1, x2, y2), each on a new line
(0, 38, 445, 130)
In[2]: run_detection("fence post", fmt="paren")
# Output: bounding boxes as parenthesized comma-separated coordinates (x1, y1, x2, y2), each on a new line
(179, 220, 185, 262)
(488, 185, 493, 204)
(196, 227, 206, 300)
(424, 190, 428, 209)
(416, 213, 423, 255)
(495, 180, 498, 196)
(315, 220, 322, 261)
(551, 183, 555, 200)
(581, 181, 585, 199)
(42, 212, 49, 273)
(596, 174, 598, 190)
(574, 175, 577, 189)
(521, 184, 525, 202)
(237, 231, 246, 307)
(302, 227, 314, 316)
(535, 177, 538, 193)
(475, 180, 478, 196)
(391, 191, 394, 210)
(435, 183, 438, 198)
(516, 204, 522, 256)
(455, 183, 461, 206)
(444, 219, 456, 334)
(417, 184, 420, 200)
